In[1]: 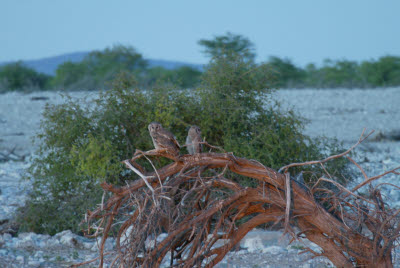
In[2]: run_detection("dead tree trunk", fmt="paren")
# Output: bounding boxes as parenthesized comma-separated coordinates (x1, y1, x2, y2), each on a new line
(77, 131, 400, 268)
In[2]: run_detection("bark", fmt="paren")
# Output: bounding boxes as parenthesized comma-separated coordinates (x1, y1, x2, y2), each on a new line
(76, 135, 399, 268)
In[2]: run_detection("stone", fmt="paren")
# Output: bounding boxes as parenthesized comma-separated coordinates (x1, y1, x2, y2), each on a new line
(16, 255, 24, 263)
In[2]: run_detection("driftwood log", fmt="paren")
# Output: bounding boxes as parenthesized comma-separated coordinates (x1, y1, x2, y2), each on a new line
(77, 130, 400, 267)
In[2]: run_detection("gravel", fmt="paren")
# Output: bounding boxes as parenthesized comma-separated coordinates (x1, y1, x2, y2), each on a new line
(0, 88, 399, 267)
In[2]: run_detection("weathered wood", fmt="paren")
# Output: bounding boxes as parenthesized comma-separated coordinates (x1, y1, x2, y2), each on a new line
(77, 138, 399, 267)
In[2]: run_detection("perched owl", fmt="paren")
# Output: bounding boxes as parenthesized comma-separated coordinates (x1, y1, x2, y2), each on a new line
(148, 122, 180, 155)
(186, 125, 203, 154)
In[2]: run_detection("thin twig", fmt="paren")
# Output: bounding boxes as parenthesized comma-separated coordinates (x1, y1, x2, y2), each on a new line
(278, 128, 373, 173)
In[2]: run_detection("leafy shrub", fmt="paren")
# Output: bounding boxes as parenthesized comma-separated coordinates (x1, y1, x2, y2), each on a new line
(18, 36, 351, 235)
(51, 45, 202, 91)
(267, 56, 306, 88)
(198, 32, 255, 62)
(0, 62, 50, 92)
(142, 66, 202, 89)
(17, 73, 194, 234)
(51, 45, 147, 90)
(360, 56, 400, 87)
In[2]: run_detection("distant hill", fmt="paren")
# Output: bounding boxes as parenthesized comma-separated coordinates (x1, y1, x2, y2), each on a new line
(0, 52, 204, 75)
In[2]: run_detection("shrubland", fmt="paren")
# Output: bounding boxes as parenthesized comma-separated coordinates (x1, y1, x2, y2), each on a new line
(1, 34, 400, 93)
(17, 34, 350, 234)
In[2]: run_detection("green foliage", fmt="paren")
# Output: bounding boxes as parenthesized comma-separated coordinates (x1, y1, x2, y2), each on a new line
(307, 59, 363, 88)
(267, 56, 306, 88)
(51, 45, 147, 90)
(3, 36, 400, 92)
(196, 54, 349, 183)
(359, 56, 400, 87)
(198, 32, 256, 62)
(70, 134, 123, 180)
(51, 61, 91, 90)
(142, 66, 202, 89)
(19, 52, 351, 234)
(273, 56, 400, 89)
(17, 72, 194, 234)
(51, 45, 201, 91)
(197, 33, 400, 89)
(0, 62, 50, 92)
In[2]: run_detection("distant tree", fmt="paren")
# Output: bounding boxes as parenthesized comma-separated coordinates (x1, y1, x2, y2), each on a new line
(142, 66, 202, 89)
(316, 59, 363, 88)
(198, 32, 256, 62)
(0, 62, 50, 92)
(143, 67, 175, 87)
(360, 56, 400, 87)
(85, 44, 147, 81)
(173, 66, 202, 88)
(51, 45, 147, 90)
(267, 56, 306, 88)
(51, 61, 90, 90)
(303, 63, 322, 87)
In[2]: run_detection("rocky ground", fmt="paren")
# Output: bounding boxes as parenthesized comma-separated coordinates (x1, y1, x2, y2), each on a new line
(0, 88, 399, 267)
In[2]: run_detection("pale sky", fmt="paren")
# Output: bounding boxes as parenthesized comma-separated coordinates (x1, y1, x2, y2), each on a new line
(1, 0, 399, 66)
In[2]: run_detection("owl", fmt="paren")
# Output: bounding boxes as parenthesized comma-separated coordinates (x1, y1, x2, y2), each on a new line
(148, 122, 180, 155)
(186, 125, 203, 154)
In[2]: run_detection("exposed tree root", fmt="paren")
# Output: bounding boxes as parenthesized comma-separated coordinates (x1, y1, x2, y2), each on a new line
(76, 130, 400, 267)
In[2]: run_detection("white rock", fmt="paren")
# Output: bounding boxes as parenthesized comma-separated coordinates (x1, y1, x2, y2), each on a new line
(16, 255, 24, 263)
(34, 250, 44, 258)
(91, 243, 99, 252)
(120, 225, 133, 245)
(58, 230, 79, 247)
(2, 233, 12, 241)
(242, 236, 264, 252)
(83, 241, 94, 250)
(27, 260, 41, 267)
(15, 232, 37, 249)
(46, 237, 61, 248)
(261, 245, 285, 254)
(145, 233, 168, 250)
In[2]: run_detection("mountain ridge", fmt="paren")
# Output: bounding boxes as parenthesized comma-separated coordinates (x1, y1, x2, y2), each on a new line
(0, 51, 204, 75)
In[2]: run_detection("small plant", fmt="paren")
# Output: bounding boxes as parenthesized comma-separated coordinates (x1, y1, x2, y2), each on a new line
(72, 250, 79, 260)
(55, 255, 64, 262)
(290, 245, 305, 250)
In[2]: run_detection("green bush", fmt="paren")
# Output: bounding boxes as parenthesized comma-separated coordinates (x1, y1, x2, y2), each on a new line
(360, 56, 400, 87)
(51, 45, 147, 90)
(51, 45, 202, 91)
(275, 55, 400, 89)
(142, 66, 202, 89)
(267, 56, 306, 88)
(18, 34, 351, 234)
(0, 62, 50, 92)
(19, 50, 351, 234)
(18, 73, 195, 234)
(198, 32, 255, 62)
(314, 59, 364, 88)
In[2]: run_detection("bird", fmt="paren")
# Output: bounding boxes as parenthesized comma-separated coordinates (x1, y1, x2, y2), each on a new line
(148, 122, 180, 156)
(186, 125, 203, 154)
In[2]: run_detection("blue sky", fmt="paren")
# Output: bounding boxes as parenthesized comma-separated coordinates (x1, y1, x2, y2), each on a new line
(1, 0, 399, 66)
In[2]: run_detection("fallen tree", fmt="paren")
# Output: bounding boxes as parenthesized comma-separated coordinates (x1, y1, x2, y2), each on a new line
(77, 129, 400, 267)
